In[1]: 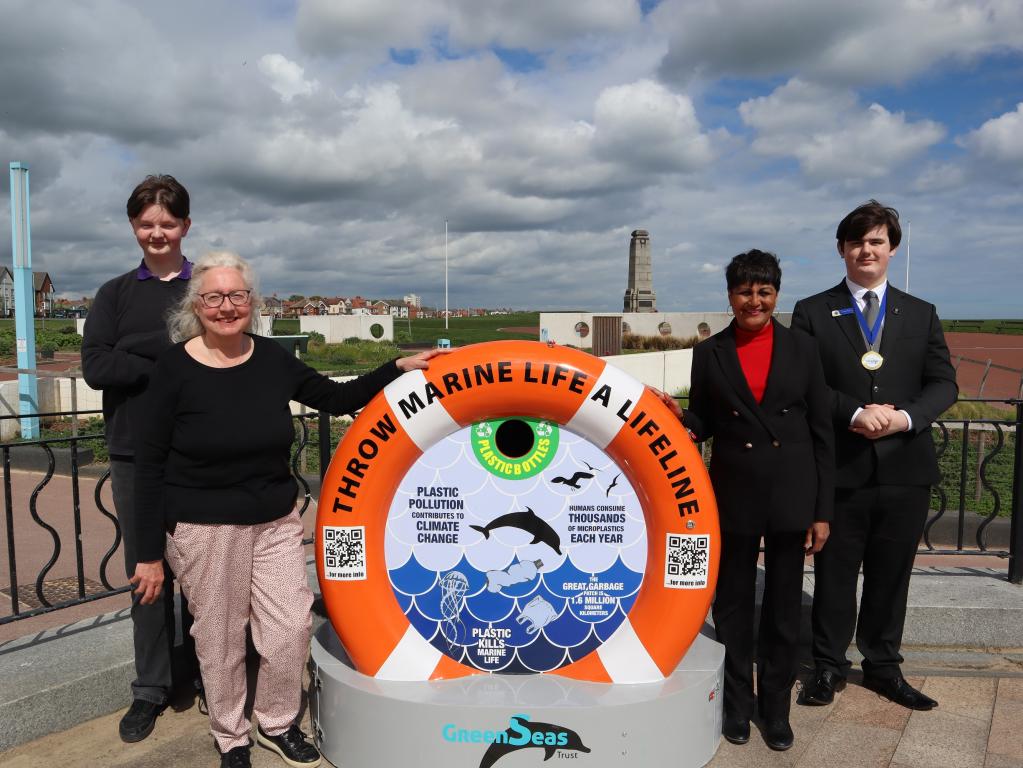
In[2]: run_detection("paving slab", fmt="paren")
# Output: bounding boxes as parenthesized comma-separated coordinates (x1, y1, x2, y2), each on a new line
(892, 688, 992, 768)
(987, 679, 1023, 765)
(794, 721, 901, 768)
(824, 678, 913, 730)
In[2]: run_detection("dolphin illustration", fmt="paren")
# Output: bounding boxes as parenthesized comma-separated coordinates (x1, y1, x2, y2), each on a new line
(551, 471, 594, 490)
(469, 507, 562, 555)
(479, 716, 591, 768)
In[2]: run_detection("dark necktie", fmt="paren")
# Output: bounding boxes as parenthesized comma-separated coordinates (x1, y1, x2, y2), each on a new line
(864, 291, 879, 329)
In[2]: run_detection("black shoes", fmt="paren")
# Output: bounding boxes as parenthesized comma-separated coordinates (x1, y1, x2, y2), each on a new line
(118, 699, 166, 743)
(220, 744, 252, 768)
(799, 668, 846, 706)
(863, 674, 938, 711)
(722, 715, 751, 745)
(762, 718, 794, 751)
(257, 724, 322, 767)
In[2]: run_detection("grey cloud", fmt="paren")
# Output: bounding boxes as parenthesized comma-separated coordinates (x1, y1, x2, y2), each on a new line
(656, 0, 1023, 87)
(296, 0, 640, 56)
(739, 79, 945, 183)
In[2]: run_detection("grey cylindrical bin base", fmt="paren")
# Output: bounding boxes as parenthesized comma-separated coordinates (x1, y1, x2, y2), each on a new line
(310, 623, 724, 768)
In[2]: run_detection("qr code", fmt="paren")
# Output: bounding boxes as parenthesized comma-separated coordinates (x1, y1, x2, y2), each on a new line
(322, 526, 367, 581)
(664, 533, 710, 589)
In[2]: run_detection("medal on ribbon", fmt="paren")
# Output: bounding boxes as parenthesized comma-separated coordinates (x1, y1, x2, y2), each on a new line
(851, 291, 886, 370)
(861, 351, 884, 371)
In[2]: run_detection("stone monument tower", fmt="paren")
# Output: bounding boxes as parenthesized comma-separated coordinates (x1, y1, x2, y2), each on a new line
(623, 229, 656, 312)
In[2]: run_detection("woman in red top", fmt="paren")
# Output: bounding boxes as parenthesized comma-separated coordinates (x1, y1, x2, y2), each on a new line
(660, 250, 833, 752)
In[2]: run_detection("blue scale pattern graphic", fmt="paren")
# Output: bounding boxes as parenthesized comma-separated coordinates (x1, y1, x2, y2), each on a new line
(390, 553, 642, 673)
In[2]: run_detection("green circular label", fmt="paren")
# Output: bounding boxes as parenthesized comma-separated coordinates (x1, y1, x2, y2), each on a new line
(470, 417, 559, 479)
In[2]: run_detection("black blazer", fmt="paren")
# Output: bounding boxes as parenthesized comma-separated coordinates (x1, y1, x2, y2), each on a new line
(791, 282, 957, 488)
(684, 319, 834, 535)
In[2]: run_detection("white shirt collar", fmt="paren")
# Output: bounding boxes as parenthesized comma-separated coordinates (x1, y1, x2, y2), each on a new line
(845, 277, 888, 309)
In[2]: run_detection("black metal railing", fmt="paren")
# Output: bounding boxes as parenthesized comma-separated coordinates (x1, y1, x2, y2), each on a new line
(0, 410, 319, 626)
(2, 398, 1021, 626)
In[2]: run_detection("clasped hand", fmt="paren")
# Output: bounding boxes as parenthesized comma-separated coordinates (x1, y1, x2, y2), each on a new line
(850, 403, 908, 439)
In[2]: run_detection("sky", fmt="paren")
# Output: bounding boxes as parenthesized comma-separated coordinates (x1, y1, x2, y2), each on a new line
(1, 0, 1021, 317)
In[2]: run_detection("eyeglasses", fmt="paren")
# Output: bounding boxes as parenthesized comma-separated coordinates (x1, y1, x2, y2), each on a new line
(199, 290, 252, 308)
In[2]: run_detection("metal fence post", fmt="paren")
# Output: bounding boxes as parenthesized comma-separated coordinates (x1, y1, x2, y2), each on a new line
(1009, 401, 1023, 584)
(319, 411, 332, 483)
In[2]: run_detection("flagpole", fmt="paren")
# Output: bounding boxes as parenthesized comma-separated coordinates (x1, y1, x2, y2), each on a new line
(444, 219, 449, 331)
(905, 221, 911, 293)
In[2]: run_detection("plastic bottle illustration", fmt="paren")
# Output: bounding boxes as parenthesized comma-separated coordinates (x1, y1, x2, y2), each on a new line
(485, 559, 543, 593)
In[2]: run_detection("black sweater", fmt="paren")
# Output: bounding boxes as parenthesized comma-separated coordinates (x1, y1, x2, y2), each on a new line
(134, 335, 401, 562)
(81, 269, 189, 455)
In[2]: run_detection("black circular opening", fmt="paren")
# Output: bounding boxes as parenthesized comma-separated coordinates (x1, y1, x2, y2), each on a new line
(494, 419, 534, 458)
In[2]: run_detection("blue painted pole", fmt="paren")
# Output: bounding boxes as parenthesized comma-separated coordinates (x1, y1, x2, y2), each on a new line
(9, 162, 39, 439)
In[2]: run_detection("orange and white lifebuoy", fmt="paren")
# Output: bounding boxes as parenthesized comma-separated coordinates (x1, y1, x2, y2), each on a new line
(316, 340, 719, 683)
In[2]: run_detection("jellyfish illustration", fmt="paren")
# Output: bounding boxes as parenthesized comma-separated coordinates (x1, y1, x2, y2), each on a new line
(439, 570, 469, 647)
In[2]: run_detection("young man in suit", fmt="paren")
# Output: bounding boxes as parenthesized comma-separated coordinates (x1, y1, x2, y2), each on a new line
(792, 200, 957, 711)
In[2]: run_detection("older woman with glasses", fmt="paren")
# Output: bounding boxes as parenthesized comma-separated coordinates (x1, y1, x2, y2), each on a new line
(131, 251, 441, 768)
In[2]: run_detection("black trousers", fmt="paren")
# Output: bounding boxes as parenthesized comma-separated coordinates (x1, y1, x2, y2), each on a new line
(110, 457, 195, 704)
(811, 484, 929, 680)
(713, 530, 806, 721)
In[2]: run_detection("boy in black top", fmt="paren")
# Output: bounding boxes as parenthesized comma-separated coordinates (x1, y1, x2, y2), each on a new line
(81, 174, 198, 742)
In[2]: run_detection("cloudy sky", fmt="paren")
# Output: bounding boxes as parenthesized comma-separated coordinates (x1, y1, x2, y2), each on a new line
(1, 0, 1021, 316)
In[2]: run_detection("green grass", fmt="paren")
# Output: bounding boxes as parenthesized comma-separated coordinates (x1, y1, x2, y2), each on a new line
(301, 339, 403, 375)
(273, 313, 539, 347)
(0, 319, 80, 333)
(932, 421, 1016, 518)
(941, 319, 1023, 335)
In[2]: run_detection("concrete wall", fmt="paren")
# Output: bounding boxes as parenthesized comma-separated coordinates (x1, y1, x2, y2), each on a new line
(0, 372, 354, 440)
(0, 377, 103, 441)
(300, 314, 393, 343)
(600, 348, 693, 395)
(540, 311, 791, 347)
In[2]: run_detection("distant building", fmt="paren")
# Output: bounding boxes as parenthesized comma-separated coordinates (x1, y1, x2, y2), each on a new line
(52, 298, 90, 318)
(302, 300, 328, 316)
(403, 293, 421, 308)
(0, 267, 13, 317)
(325, 297, 349, 315)
(33, 272, 55, 316)
(262, 296, 285, 318)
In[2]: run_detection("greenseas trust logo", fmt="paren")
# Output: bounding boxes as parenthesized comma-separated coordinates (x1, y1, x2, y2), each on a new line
(442, 713, 591, 767)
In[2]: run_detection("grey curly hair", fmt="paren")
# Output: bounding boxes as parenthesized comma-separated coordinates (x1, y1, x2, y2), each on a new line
(167, 251, 263, 342)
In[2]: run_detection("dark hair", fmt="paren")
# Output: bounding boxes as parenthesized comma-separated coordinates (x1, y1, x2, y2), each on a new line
(725, 249, 781, 291)
(835, 199, 901, 248)
(126, 175, 190, 220)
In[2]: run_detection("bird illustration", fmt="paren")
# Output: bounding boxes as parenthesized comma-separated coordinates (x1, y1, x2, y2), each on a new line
(605, 473, 621, 496)
(551, 471, 594, 490)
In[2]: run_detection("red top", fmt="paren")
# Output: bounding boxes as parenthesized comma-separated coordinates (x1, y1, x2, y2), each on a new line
(735, 320, 774, 403)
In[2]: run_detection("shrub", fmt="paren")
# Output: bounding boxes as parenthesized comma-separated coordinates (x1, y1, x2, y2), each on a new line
(621, 333, 699, 351)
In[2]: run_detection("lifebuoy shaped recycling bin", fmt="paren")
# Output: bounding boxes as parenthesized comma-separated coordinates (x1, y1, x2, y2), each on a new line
(316, 341, 719, 683)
